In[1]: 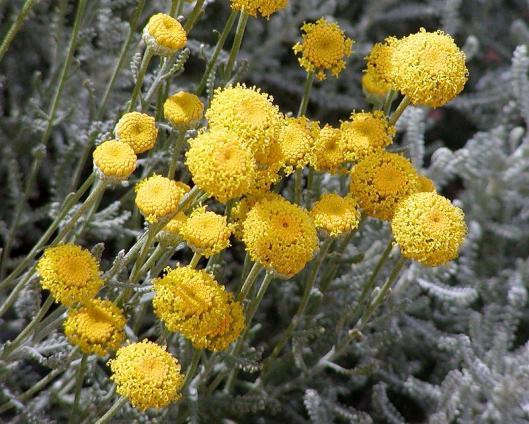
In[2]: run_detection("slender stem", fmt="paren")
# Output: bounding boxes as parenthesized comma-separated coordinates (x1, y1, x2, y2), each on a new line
(189, 251, 202, 268)
(169, 0, 182, 16)
(182, 349, 201, 390)
(195, 10, 237, 95)
(319, 231, 354, 292)
(389, 95, 411, 125)
(382, 89, 398, 116)
(167, 130, 187, 179)
(127, 48, 154, 113)
(94, 397, 127, 424)
(305, 167, 315, 209)
(223, 11, 248, 82)
(0, 0, 36, 63)
(237, 262, 262, 302)
(294, 168, 303, 205)
(69, 354, 88, 424)
(297, 71, 315, 117)
(184, 0, 206, 33)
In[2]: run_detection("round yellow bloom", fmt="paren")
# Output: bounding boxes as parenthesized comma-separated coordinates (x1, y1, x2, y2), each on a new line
(206, 84, 283, 156)
(365, 40, 397, 89)
(231, 192, 283, 239)
(418, 174, 436, 192)
(242, 196, 318, 278)
(339, 111, 395, 162)
(392, 192, 467, 266)
(109, 340, 184, 410)
(310, 124, 347, 173)
(37, 244, 103, 307)
(164, 91, 204, 128)
(388, 28, 468, 107)
(153, 267, 245, 351)
(115, 112, 158, 154)
(230, 0, 287, 18)
(278, 117, 319, 175)
(349, 151, 419, 221)
(311, 194, 361, 237)
(142, 13, 187, 56)
(186, 130, 255, 203)
(64, 299, 126, 356)
(293, 18, 354, 80)
(158, 211, 188, 246)
(135, 175, 190, 223)
(250, 138, 285, 194)
(92, 140, 137, 180)
(180, 208, 232, 257)
(362, 70, 391, 98)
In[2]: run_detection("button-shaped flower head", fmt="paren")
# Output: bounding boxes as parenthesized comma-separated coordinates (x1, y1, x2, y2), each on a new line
(310, 124, 347, 173)
(278, 117, 319, 175)
(164, 91, 204, 129)
(143, 13, 187, 56)
(93, 140, 137, 181)
(311, 193, 361, 237)
(362, 40, 397, 98)
(115, 112, 158, 154)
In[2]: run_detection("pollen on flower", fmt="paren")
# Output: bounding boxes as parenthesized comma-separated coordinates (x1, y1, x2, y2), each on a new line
(135, 175, 190, 223)
(36, 244, 103, 306)
(114, 112, 158, 154)
(293, 18, 354, 80)
(242, 196, 318, 278)
(185, 130, 256, 203)
(64, 298, 126, 356)
(349, 151, 420, 221)
(92, 140, 137, 180)
(109, 340, 184, 410)
(179, 207, 232, 258)
(164, 91, 204, 128)
(310, 124, 347, 173)
(153, 266, 245, 351)
(311, 193, 361, 237)
(391, 192, 467, 266)
(278, 117, 319, 175)
(143, 13, 187, 56)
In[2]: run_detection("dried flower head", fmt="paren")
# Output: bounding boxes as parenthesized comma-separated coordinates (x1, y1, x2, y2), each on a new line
(115, 112, 158, 154)
(230, 0, 287, 18)
(392, 192, 467, 266)
(37, 244, 103, 306)
(143, 13, 187, 56)
(109, 340, 184, 410)
(278, 117, 319, 175)
(310, 124, 347, 173)
(164, 91, 204, 128)
(311, 193, 361, 237)
(93, 140, 137, 181)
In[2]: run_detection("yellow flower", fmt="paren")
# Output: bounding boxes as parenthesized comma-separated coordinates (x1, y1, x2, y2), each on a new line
(92, 140, 137, 181)
(310, 124, 347, 173)
(180, 207, 232, 257)
(230, 0, 287, 18)
(242, 196, 318, 278)
(293, 18, 354, 80)
(143, 13, 187, 56)
(311, 193, 361, 237)
(392, 192, 467, 266)
(417, 174, 436, 192)
(339, 111, 395, 162)
(164, 91, 204, 128)
(388, 28, 468, 107)
(231, 192, 283, 239)
(257, 0, 288, 18)
(364, 40, 397, 90)
(135, 175, 190, 223)
(109, 340, 184, 410)
(362, 70, 391, 98)
(250, 138, 285, 194)
(158, 211, 188, 246)
(206, 84, 283, 156)
(37, 244, 103, 307)
(64, 299, 126, 356)
(185, 130, 255, 203)
(153, 267, 245, 351)
(278, 117, 319, 175)
(114, 112, 158, 154)
(349, 151, 419, 221)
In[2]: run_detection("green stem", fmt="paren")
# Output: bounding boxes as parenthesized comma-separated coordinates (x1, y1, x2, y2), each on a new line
(382, 89, 398, 116)
(170, 0, 182, 16)
(182, 349, 202, 390)
(0, 0, 36, 63)
(127, 47, 154, 113)
(167, 130, 187, 179)
(223, 11, 248, 82)
(94, 397, 127, 424)
(297, 71, 315, 117)
(69, 354, 88, 424)
(389, 95, 411, 125)
(294, 168, 303, 205)
(184, 0, 206, 33)
(189, 251, 202, 268)
(319, 231, 354, 292)
(305, 168, 315, 209)
(237, 262, 262, 302)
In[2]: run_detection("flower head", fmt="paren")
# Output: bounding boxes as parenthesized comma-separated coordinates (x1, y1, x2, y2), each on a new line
(242, 196, 318, 278)
(388, 28, 468, 107)
(293, 18, 354, 80)
(115, 112, 158, 154)
(93, 140, 137, 181)
(339, 111, 395, 162)
(164, 91, 204, 128)
(231, 192, 283, 239)
(109, 340, 184, 410)
(158, 212, 188, 246)
(180, 208, 232, 257)
(230, 0, 287, 18)
(364, 40, 397, 92)
(143, 13, 187, 56)
(311, 193, 361, 237)
(391, 192, 467, 266)
(135, 175, 190, 223)
(64, 299, 126, 356)
(310, 124, 347, 173)
(186, 130, 255, 203)
(153, 267, 245, 351)
(278, 117, 319, 175)
(417, 174, 436, 192)
(250, 138, 285, 194)
(37, 244, 103, 306)
(349, 151, 419, 221)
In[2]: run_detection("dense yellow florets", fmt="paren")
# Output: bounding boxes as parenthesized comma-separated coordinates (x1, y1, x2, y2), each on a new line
(242, 196, 318, 278)
(186, 130, 255, 203)
(109, 340, 184, 410)
(293, 18, 354, 80)
(250, 138, 285, 194)
(365, 40, 397, 89)
(115, 112, 158, 154)
(418, 174, 436, 192)
(388, 28, 468, 107)
(392, 192, 467, 266)
(339, 111, 395, 162)
(311, 124, 346, 173)
(180, 208, 232, 257)
(37, 244, 103, 307)
(93, 140, 137, 180)
(362, 70, 391, 98)
(64, 299, 126, 356)
(164, 92, 204, 128)
(349, 151, 419, 221)
(135, 175, 190, 223)
(143, 13, 187, 56)
(311, 194, 361, 237)
(153, 267, 245, 351)
(278, 117, 318, 175)
(230, 0, 287, 18)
